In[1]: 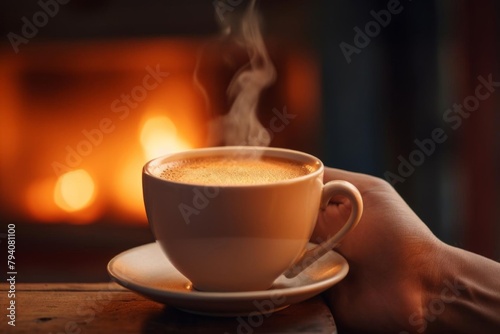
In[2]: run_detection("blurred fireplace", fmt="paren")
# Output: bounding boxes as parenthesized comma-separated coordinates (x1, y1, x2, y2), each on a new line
(1, 39, 210, 226)
(0, 38, 320, 227)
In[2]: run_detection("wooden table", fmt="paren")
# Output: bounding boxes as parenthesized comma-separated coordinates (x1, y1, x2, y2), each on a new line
(0, 283, 338, 334)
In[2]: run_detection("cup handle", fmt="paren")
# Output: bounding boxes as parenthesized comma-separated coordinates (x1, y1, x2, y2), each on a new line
(283, 180, 363, 278)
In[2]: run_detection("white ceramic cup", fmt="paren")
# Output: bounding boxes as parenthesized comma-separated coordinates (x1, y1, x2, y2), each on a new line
(142, 146, 363, 292)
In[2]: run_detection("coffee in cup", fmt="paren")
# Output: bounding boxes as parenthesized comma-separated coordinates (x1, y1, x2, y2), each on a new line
(159, 155, 315, 186)
(142, 146, 363, 292)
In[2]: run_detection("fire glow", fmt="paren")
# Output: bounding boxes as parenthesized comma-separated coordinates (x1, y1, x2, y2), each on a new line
(54, 169, 96, 212)
(24, 115, 192, 224)
(0, 37, 319, 226)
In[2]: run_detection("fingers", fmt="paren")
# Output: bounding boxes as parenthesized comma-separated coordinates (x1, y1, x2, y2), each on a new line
(324, 167, 368, 183)
(323, 167, 385, 193)
(312, 205, 348, 243)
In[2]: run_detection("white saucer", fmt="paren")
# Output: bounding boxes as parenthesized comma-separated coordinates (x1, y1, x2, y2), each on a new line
(108, 242, 348, 316)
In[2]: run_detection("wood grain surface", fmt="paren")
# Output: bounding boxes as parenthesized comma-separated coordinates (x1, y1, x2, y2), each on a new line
(0, 283, 337, 334)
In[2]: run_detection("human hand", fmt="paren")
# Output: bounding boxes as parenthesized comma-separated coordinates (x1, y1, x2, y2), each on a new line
(312, 168, 443, 333)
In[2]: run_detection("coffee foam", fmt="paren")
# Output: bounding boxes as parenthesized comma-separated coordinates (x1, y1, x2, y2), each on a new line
(160, 156, 316, 186)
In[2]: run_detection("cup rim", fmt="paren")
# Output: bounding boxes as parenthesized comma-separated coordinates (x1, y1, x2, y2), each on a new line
(143, 146, 324, 188)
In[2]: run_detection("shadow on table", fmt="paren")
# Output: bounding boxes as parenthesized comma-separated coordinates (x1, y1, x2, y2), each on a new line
(141, 297, 337, 334)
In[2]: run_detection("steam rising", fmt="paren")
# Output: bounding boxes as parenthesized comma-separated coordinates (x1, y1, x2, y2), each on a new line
(210, 0, 276, 146)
